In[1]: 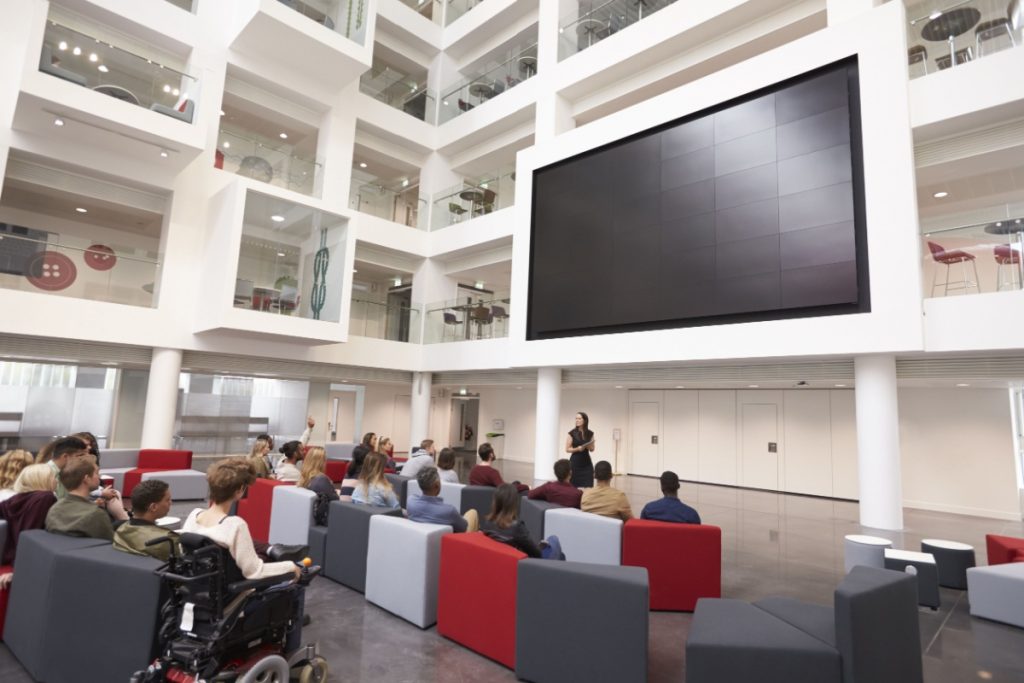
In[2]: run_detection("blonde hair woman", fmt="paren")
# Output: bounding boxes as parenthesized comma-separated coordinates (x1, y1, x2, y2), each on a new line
(351, 451, 399, 509)
(298, 447, 338, 499)
(247, 437, 273, 479)
(377, 435, 396, 470)
(0, 449, 34, 501)
(0, 463, 58, 575)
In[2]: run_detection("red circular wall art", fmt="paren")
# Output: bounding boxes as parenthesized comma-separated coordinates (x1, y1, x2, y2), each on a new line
(84, 244, 117, 271)
(26, 251, 77, 291)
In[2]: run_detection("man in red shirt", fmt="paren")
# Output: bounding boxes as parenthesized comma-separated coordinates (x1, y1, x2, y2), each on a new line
(527, 459, 582, 508)
(469, 443, 529, 493)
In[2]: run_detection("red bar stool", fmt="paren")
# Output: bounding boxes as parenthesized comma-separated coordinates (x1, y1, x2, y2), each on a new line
(994, 244, 1021, 291)
(927, 241, 980, 295)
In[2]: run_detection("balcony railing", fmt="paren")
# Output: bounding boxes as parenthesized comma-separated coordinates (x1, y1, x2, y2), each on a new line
(275, 0, 369, 44)
(438, 44, 538, 123)
(445, 0, 485, 25)
(559, 0, 679, 59)
(424, 295, 511, 343)
(922, 221, 1024, 297)
(906, 0, 1022, 79)
(349, 179, 426, 228)
(359, 65, 435, 123)
(0, 225, 159, 307)
(397, 0, 441, 24)
(39, 21, 199, 123)
(431, 170, 515, 230)
(349, 298, 421, 342)
(217, 126, 323, 196)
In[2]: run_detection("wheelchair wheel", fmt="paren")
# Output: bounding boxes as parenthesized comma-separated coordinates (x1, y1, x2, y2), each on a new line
(297, 656, 329, 683)
(237, 654, 290, 683)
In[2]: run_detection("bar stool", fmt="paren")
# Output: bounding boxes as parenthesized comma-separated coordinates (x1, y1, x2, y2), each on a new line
(442, 311, 463, 341)
(843, 534, 892, 573)
(927, 241, 980, 295)
(975, 17, 1015, 57)
(994, 244, 1020, 291)
(908, 45, 929, 77)
(921, 539, 976, 589)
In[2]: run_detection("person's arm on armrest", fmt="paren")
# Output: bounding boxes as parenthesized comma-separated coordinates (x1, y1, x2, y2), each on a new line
(527, 484, 544, 500)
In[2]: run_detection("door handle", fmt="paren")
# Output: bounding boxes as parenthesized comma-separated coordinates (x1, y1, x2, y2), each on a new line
(651, 435, 658, 444)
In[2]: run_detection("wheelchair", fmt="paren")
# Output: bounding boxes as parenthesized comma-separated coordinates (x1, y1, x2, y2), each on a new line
(131, 533, 328, 683)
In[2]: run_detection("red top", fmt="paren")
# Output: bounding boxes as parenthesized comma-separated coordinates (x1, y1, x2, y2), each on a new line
(527, 480, 582, 508)
(469, 465, 528, 492)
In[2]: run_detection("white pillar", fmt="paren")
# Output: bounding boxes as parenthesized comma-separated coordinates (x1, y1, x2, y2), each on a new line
(854, 354, 904, 530)
(140, 347, 183, 449)
(409, 371, 432, 448)
(534, 367, 562, 481)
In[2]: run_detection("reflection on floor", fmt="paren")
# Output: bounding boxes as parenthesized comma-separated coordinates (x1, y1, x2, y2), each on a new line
(1, 459, 1022, 682)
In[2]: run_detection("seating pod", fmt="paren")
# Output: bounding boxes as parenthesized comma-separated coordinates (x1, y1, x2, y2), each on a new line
(365, 516, 451, 628)
(384, 473, 412, 508)
(520, 499, 562, 545)
(236, 478, 290, 544)
(140, 468, 208, 500)
(121, 448, 194, 496)
(437, 532, 524, 669)
(325, 442, 357, 460)
(269, 485, 315, 546)
(544, 507, 622, 565)
(323, 501, 403, 592)
(459, 485, 496, 519)
(515, 559, 649, 683)
(99, 448, 141, 490)
(967, 562, 1024, 628)
(986, 534, 1024, 565)
(324, 459, 348, 483)
(686, 566, 923, 683)
(621, 519, 721, 611)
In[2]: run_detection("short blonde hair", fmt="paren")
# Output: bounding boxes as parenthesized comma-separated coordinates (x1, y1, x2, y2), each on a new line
(14, 463, 55, 493)
(0, 449, 34, 489)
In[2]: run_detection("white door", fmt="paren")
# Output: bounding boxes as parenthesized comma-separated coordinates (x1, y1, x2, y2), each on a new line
(328, 391, 356, 442)
(630, 401, 661, 477)
(663, 390, 699, 481)
(741, 403, 779, 490)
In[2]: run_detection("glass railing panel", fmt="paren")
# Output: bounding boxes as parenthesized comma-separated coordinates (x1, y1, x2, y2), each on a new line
(217, 127, 323, 196)
(398, 0, 442, 24)
(359, 66, 435, 123)
(40, 22, 199, 123)
(0, 225, 159, 307)
(438, 44, 538, 123)
(921, 221, 1024, 297)
(430, 170, 515, 230)
(348, 180, 425, 228)
(274, 0, 368, 43)
(349, 299, 421, 342)
(559, 0, 680, 60)
(163, 0, 195, 11)
(445, 0, 485, 25)
(905, 0, 1023, 79)
(423, 295, 511, 343)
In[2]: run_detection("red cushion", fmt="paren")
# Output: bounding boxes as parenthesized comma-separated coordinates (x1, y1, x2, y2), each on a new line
(1011, 549, 1024, 563)
(986, 534, 1024, 565)
(236, 479, 290, 544)
(437, 532, 524, 669)
(621, 519, 721, 611)
(122, 468, 177, 497)
(324, 460, 348, 484)
(0, 563, 11, 641)
(137, 449, 192, 470)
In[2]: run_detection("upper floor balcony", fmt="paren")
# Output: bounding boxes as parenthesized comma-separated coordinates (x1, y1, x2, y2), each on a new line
(558, 0, 680, 59)
(430, 167, 514, 230)
(906, 0, 1021, 80)
(423, 292, 511, 342)
(438, 43, 537, 123)
(359, 50, 435, 122)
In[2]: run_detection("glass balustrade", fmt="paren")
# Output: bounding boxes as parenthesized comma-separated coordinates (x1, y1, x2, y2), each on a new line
(558, 0, 680, 59)
(906, 0, 1022, 79)
(445, 0, 486, 25)
(922, 220, 1024, 297)
(275, 0, 369, 44)
(423, 295, 511, 343)
(349, 298, 421, 342)
(217, 126, 323, 196)
(438, 44, 538, 123)
(430, 169, 515, 230)
(359, 65, 435, 123)
(349, 179, 426, 228)
(0, 225, 160, 307)
(39, 22, 199, 123)
(398, 0, 441, 24)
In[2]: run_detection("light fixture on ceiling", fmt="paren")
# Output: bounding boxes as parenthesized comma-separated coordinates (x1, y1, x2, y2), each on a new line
(72, 46, 82, 56)
(474, 281, 484, 289)
(271, 214, 285, 223)
(53, 117, 64, 126)
(277, 252, 286, 257)
(172, 88, 179, 96)
(222, 141, 230, 148)
(58, 41, 68, 51)
(163, 84, 171, 93)
(393, 277, 403, 287)
(933, 191, 949, 199)
(929, 10, 942, 20)
(459, 388, 467, 395)
(835, 383, 847, 388)
(75, 207, 88, 213)
(359, 162, 367, 168)
(956, 383, 970, 387)
(481, 182, 488, 189)
(352, 269, 358, 273)
(279, 132, 288, 139)
(220, 109, 225, 116)
(89, 52, 98, 62)
(159, 148, 169, 158)
(748, 384, 759, 388)
(401, 179, 409, 187)
(615, 385, 624, 389)
(675, 385, 685, 389)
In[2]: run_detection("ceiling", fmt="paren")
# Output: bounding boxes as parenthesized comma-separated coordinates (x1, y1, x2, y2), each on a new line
(353, 258, 413, 285)
(447, 260, 511, 291)
(917, 163, 1024, 226)
(351, 143, 420, 188)
(242, 190, 345, 238)
(220, 93, 319, 159)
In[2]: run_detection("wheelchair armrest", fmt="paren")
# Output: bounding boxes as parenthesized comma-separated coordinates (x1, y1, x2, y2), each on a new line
(227, 571, 294, 595)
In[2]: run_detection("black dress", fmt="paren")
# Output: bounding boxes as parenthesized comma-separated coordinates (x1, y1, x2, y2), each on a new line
(568, 428, 594, 488)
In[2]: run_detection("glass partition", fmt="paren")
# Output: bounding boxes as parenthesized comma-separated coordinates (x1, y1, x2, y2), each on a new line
(234, 191, 347, 323)
(559, 0, 680, 59)
(349, 298, 421, 342)
(275, 0, 368, 44)
(423, 294, 511, 343)
(438, 44, 538, 123)
(359, 62, 435, 123)
(905, 0, 1022, 79)
(349, 179, 426, 228)
(0, 223, 159, 307)
(217, 126, 323, 196)
(398, 0, 441, 24)
(430, 168, 515, 230)
(445, 0, 485, 25)
(40, 21, 199, 123)
(922, 220, 1024, 297)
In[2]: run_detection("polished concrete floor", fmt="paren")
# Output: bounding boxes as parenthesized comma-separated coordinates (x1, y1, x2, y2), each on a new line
(2, 460, 1023, 682)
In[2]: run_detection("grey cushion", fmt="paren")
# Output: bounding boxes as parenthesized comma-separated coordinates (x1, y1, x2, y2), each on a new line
(516, 559, 649, 683)
(269, 485, 315, 545)
(142, 469, 208, 500)
(835, 566, 923, 683)
(3, 531, 108, 679)
(686, 598, 842, 683)
(520, 499, 562, 545)
(921, 540, 975, 590)
(308, 525, 328, 569)
(884, 550, 941, 609)
(544, 508, 622, 565)
(325, 442, 356, 460)
(459, 485, 496, 519)
(967, 562, 1024, 629)
(384, 473, 411, 508)
(101, 448, 140, 469)
(754, 596, 837, 648)
(365, 516, 450, 628)
(323, 501, 402, 592)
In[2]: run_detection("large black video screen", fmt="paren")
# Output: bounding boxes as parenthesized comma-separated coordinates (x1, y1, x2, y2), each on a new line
(527, 58, 869, 341)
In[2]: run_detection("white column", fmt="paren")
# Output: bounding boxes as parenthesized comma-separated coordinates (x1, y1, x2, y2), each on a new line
(140, 347, 183, 449)
(854, 354, 904, 530)
(409, 371, 432, 448)
(534, 367, 562, 481)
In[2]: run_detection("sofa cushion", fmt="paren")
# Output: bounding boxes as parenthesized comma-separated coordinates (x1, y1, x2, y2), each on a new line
(520, 499, 562, 545)
(622, 519, 721, 610)
(366, 516, 450, 628)
(967, 562, 1024, 628)
(754, 596, 837, 649)
(544, 507, 622, 565)
(236, 479, 290, 544)
(268, 485, 315, 546)
(138, 449, 192, 469)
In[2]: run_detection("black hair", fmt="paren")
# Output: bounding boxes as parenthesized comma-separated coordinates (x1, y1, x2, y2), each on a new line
(554, 459, 571, 482)
(52, 436, 89, 462)
(576, 412, 590, 433)
(478, 442, 494, 462)
(594, 460, 613, 482)
(131, 479, 169, 511)
(279, 440, 302, 462)
(348, 445, 369, 480)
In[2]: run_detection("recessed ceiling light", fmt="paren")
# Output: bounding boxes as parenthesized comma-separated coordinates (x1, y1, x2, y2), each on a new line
(401, 179, 409, 187)
(279, 132, 288, 139)
(675, 385, 685, 389)
(352, 269, 358, 273)
(58, 41, 68, 51)
(220, 109, 225, 116)
(459, 388, 467, 395)
(72, 46, 81, 56)
(393, 277, 403, 287)
(53, 117, 64, 127)
(359, 162, 367, 168)
(271, 214, 285, 223)
(222, 141, 230, 148)
(933, 191, 948, 199)
(835, 383, 847, 387)
(615, 385, 624, 389)
(75, 207, 88, 213)
(480, 182, 488, 189)
(748, 384, 759, 388)
(88, 52, 98, 62)
(929, 10, 942, 20)
(159, 149, 169, 158)
(474, 281, 484, 289)
(162, 84, 171, 93)
(956, 383, 970, 387)
(97, 64, 108, 73)
(277, 252, 286, 257)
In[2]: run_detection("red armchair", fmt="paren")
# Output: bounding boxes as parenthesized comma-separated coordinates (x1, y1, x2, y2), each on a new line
(986, 534, 1024, 565)
(437, 532, 525, 669)
(236, 479, 290, 544)
(121, 449, 193, 497)
(621, 519, 721, 611)
(324, 460, 348, 484)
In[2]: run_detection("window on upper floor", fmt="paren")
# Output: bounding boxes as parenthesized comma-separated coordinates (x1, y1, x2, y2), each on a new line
(349, 261, 420, 342)
(438, 42, 537, 123)
(423, 263, 511, 343)
(431, 166, 515, 230)
(360, 48, 435, 123)
(906, 0, 1023, 79)
(349, 150, 424, 228)
(558, 0, 680, 60)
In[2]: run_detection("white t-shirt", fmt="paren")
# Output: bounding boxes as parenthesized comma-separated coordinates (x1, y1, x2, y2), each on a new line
(438, 468, 460, 484)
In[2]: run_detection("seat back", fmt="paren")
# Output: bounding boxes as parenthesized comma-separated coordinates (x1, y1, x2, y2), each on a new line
(366, 516, 451, 628)
(324, 459, 348, 482)
(0, 519, 7, 565)
(621, 519, 721, 611)
(834, 566, 922, 683)
(137, 448, 192, 469)
(236, 478, 289, 544)
(545, 507, 623, 565)
(100, 448, 140, 469)
(926, 241, 945, 260)
(440, 481, 465, 510)
(325, 442, 357, 460)
(384, 473, 412, 508)
(268, 485, 315, 545)
(520, 499, 562, 545)
(460, 485, 497, 518)
(985, 533, 1024, 565)
(323, 501, 404, 592)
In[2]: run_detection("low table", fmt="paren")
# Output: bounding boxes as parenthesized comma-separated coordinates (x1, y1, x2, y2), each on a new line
(921, 538, 975, 589)
(885, 548, 940, 609)
(843, 534, 892, 572)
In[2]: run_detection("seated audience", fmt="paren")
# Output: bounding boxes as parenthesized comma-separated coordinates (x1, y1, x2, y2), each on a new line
(527, 458, 583, 508)
(182, 458, 300, 580)
(275, 440, 303, 483)
(70, 431, 101, 462)
(361, 432, 378, 452)
(581, 460, 633, 521)
(247, 437, 273, 479)
(640, 471, 701, 524)
(0, 464, 58, 566)
(481, 484, 563, 560)
(377, 435, 396, 470)
(41, 436, 90, 498)
(0, 449, 34, 502)
(436, 447, 460, 484)
(298, 446, 338, 525)
(400, 439, 436, 479)
(338, 445, 369, 501)
(407, 467, 477, 532)
(469, 442, 528, 493)
(113, 479, 178, 560)
(45, 455, 128, 539)
(352, 452, 400, 509)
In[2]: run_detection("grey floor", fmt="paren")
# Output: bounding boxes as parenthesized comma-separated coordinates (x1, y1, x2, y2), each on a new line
(2, 460, 1023, 682)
